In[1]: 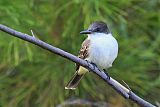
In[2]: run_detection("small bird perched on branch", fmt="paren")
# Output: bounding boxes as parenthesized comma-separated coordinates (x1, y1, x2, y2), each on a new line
(65, 21, 118, 89)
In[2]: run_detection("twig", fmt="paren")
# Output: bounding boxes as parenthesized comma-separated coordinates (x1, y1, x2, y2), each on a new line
(31, 30, 36, 38)
(0, 24, 156, 107)
(122, 80, 131, 91)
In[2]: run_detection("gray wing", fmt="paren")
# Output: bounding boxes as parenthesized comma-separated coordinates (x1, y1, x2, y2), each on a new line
(76, 39, 90, 71)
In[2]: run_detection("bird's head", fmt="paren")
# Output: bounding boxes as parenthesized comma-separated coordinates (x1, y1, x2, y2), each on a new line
(80, 21, 110, 35)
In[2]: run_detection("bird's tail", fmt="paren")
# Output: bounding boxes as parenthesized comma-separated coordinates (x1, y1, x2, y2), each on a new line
(65, 72, 84, 90)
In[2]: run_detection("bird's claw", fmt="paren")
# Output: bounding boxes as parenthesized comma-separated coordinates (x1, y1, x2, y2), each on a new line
(103, 69, 110, 80)
(85, 60, 100, 72)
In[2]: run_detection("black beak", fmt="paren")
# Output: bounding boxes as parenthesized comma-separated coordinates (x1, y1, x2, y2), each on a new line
(80, 29, 92, 34)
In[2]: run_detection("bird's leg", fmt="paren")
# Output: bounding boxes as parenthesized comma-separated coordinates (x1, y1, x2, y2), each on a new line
(90, 62, 100, 71)
(103, 69, 110, 80)
(85, 60, 100, 72)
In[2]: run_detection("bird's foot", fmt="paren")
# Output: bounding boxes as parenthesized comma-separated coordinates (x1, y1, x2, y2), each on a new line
(85, 60, 100, 72)
(103, 69, 110, 80)
(85, 60, 92, 72)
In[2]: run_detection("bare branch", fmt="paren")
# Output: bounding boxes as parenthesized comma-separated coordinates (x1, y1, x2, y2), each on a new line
(0, 24, 156, 107)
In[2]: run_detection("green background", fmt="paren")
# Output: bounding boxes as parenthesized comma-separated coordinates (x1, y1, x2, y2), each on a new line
(0, 0, 160, 107)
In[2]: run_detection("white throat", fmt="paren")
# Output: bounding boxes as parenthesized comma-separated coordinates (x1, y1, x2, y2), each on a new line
(88, 32, 111, 39)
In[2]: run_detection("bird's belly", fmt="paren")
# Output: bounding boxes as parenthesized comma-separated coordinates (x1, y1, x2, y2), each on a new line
(89, 47, 111, 69)
(88, 38, 118, 69)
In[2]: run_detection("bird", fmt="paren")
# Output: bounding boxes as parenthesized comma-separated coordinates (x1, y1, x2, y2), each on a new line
(65, 21, 118, 90)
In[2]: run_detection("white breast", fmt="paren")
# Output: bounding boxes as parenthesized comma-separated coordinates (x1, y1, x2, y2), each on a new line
(87, 33, 118, 70)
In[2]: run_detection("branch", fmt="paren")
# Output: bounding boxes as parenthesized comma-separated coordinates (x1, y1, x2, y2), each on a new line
(0, 24, 156, 107)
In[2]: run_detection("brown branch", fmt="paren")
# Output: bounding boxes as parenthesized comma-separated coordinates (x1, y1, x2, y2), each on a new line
(0, 24, 156, 107)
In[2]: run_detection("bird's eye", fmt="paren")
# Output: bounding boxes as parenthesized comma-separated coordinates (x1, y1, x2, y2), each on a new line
(96, 28, 100, 32)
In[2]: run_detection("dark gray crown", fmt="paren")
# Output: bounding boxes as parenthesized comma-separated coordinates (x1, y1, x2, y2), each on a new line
(88, 21, 110, 34)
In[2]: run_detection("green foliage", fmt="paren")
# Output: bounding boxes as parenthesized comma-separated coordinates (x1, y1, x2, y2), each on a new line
(0, 0, 160, 106)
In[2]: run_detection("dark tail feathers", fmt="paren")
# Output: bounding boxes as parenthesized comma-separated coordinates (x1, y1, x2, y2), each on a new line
(65, 72, 84, 89)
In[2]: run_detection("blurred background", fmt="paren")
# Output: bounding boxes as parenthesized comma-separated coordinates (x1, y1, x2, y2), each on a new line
(0, 0, 160, 107)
